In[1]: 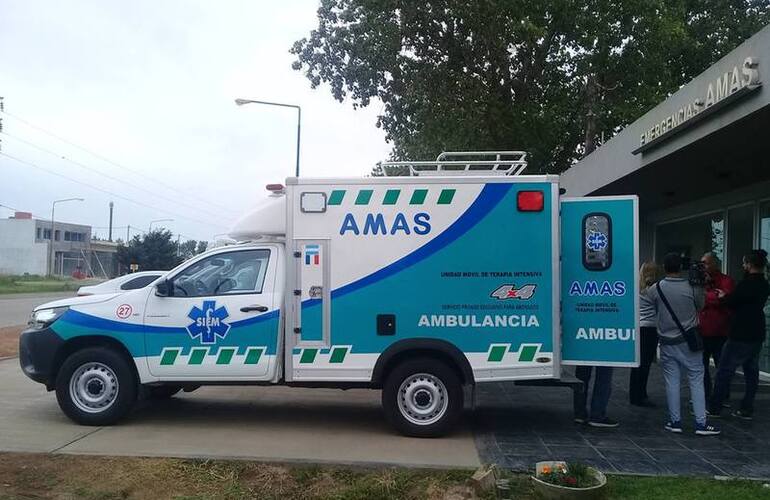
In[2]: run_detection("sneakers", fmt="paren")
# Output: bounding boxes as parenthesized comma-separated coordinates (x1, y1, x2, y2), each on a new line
(588, 417, 619, 428)
(695, 422, 721, 436)
(664, 421, 683, 433)
(732, 409, 753, 421)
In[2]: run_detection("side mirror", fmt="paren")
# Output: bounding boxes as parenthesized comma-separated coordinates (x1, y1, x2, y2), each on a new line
(155, 279, 172, 297)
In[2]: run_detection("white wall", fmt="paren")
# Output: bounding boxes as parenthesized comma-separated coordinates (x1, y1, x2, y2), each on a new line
(0, 219, 49, 275)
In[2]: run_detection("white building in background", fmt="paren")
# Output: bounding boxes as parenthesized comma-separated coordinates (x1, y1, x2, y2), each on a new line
(0, 211, 116, 277)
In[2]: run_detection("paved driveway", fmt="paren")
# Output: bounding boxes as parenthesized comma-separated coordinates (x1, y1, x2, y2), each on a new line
(0, 292, 76, 328)
(0, 358, 480, 468)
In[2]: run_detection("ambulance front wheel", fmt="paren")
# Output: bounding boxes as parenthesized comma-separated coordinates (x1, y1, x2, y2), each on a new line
(382, 357, 463, 437)
(55, 347, 137, 426)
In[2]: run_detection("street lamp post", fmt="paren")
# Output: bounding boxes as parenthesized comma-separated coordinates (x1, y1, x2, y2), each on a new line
(48, 197, 84, 276)
(235, 98, 301, 177)
(149, 218, 174, 232)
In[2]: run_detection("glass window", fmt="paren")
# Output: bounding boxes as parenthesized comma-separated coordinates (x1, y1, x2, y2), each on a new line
(655, 212, 724, 266)
(759, 202, 770, 373)
(171, 249, 270, 297)
(36, 227, 41, 239)
(583, 213, 612, 271)
(727, 204, 755, 280)
(121, 274, 162, 290)
(54, 230, 60, 241)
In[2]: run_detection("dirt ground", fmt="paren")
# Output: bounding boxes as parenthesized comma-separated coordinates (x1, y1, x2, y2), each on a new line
(0, 325, 22, 358)
(0, 453, 481, 500)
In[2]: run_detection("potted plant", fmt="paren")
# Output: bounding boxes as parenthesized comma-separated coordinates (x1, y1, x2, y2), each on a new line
(531, 461, 607, 499)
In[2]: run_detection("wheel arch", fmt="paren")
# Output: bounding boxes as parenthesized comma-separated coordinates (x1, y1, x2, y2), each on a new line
(51, 335, 139, 389)
(370, 338, 474, 388)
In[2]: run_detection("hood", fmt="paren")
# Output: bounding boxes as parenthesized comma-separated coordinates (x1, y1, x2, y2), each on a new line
(33, 292, 123, 312)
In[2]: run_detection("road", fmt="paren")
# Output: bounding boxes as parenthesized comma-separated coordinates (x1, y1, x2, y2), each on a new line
(0, 358, 480, 467)
(0, 291, 76, 328)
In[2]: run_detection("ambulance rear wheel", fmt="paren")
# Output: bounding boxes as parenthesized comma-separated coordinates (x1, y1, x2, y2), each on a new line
(382, 357, 463, 437)
(55, 347, 137, 426)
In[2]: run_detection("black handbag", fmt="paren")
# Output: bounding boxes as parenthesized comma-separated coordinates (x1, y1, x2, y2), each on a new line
(656, 281, 704, 352)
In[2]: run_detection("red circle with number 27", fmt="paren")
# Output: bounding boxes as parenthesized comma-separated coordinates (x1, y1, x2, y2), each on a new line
(116, 304, 133, 319)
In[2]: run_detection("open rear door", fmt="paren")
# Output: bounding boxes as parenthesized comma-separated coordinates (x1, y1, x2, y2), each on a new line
(560, 196, 639, 367)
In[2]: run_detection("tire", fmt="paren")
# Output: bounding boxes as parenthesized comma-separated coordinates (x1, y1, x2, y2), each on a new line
(382, 357, 463, 437)
(55, 347, 137, 426)
(146, 385, 182, 399)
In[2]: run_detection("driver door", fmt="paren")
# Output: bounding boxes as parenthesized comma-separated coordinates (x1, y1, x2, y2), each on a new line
(143, 246, 280, 380)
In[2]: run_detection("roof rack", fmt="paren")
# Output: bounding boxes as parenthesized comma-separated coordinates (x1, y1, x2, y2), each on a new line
(378, 151, 527, 177)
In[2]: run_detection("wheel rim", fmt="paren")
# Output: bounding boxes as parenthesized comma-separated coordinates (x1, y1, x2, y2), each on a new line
(397, 372, 448, 426)
(69, 362, 119, 414)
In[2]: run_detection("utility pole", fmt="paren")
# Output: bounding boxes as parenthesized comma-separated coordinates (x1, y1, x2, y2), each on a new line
(126, 225, 130, 242)
(108, 201, 114, 242)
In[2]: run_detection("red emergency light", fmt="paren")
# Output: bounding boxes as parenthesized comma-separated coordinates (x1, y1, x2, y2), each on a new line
(266, 184, 285, 193)
(517, 190, 544, 212)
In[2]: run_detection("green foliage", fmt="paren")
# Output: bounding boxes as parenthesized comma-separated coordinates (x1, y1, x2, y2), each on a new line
(116, 230, 208, 271)
(292, 0, 770, 173)
(537, 461, 599, 488)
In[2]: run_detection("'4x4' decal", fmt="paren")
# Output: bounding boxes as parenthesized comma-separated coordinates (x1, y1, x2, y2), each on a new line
(187, 300, 231, 344)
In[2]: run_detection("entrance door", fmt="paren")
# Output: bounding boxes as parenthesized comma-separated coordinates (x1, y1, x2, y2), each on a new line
(560, 196, 639, 366)
(144, 246, 280, 380)
(294, 239, 330, 348)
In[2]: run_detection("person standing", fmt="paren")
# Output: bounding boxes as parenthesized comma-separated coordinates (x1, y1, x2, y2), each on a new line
(647, 253, 720, 436)
(629, 262, 660, 407)
(574, 366, 618, 427)
(708, 249, 770, 420)
(699, 252, 735, 402)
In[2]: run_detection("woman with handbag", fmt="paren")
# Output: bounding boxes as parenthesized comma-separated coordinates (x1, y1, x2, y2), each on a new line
(707, 249, 770, 420)
(648, 253, 721, 436)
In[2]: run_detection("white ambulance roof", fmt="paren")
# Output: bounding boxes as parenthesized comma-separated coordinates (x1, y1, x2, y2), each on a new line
(229, 194, 286, 240)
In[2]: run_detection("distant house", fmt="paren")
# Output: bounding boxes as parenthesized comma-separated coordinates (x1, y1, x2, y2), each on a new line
(0, 211, 116, 277)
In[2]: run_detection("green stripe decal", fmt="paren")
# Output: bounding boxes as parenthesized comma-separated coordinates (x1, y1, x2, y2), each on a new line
(437, 189, 456, 204)
(487, 345, 507, 362)
(519, 345, 538, 362)
(329, 347, 348, 364)
(188, 348, 207, 365)
(382, 189, 400, 205)
(409, 189, 428, 205)
(328, 190, 345, 205)
(160, 349, 180, 366)
(300, 348, 318, 364)
(216, 348, 236, 365)
(355, 190, 373, 205)
(244, 347, 264, 365)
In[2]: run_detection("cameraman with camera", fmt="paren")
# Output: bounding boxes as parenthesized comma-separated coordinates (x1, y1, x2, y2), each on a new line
(648, 253, 721, 436)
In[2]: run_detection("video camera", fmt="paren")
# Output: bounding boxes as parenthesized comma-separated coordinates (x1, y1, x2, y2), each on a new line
(681, 256, 707, 287)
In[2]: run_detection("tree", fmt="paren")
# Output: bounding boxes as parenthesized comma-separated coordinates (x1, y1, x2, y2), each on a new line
(117, 230, 182, 271)
(292, 0, 770, 173)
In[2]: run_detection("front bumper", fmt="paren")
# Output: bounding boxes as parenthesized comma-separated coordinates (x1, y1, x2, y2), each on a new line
(19, 326, 64, 388)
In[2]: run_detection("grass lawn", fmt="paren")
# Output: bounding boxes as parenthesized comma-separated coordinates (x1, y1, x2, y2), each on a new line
(0, 274, 93, 294)
(0, 453, 768, 499)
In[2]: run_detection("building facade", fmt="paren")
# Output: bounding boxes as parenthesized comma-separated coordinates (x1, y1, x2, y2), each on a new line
(0, 212, 116, 277)
(561, 24, 770, 371)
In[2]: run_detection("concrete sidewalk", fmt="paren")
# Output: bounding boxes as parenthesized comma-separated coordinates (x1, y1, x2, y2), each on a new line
(0, 358, 480, 468)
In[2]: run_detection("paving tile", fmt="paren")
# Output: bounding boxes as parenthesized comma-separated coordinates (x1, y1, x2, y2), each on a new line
(538, 433, 589, 446)
(596, 447, 653, 463)
(609, 459, 671, 475)
(631, 436, 688, 451)
(547, 445, 603, 461)
(498, 442, 550, 457)
(502, 453, 553, 472)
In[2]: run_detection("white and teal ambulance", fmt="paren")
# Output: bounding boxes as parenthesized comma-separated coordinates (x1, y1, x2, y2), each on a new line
(20, 152, 639, 437)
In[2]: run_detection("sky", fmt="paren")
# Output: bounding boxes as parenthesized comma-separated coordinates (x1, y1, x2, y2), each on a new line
(0, 0, 391, 242)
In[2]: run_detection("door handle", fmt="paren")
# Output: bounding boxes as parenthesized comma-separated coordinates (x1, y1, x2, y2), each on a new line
(240, 305, 268, 313)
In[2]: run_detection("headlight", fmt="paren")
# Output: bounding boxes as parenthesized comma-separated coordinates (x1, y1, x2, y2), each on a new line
(28, 307, 68, 330)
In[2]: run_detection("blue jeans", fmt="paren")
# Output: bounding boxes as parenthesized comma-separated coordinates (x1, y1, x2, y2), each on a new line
(574, 366, 613, 420)
(660, 343, 706, 426)
(709, 340, 762, 413)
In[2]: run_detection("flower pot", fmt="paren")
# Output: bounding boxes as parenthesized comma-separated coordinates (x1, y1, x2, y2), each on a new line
(531, 461, 608, 500)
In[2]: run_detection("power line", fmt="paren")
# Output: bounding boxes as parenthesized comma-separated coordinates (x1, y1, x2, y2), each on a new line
(0, 151, 227, 231)
(1, 109, 240, 216)
(1, 131, 236, 220)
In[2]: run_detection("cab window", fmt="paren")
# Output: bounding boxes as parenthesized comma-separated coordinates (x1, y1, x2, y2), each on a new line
(120, 274, 162, 290)
(171, 249, 270, 297)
